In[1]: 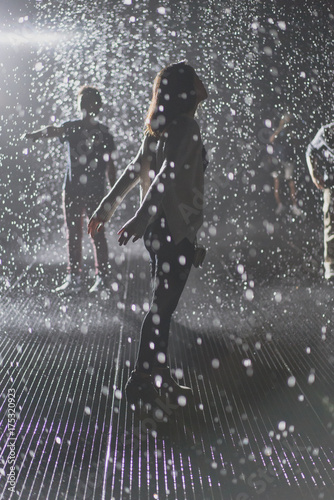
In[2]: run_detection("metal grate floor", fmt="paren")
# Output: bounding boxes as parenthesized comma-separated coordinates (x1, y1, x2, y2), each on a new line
(0, 257, 333, 500)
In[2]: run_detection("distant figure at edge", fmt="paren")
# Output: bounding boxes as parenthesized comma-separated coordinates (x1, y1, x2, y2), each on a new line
(269, 112, 302, 217)
(306, 121, 334, 281)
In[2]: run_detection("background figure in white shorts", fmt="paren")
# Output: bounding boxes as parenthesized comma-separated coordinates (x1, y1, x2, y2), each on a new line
(269, 113, 301, 216)
(306, 122, 334, 280)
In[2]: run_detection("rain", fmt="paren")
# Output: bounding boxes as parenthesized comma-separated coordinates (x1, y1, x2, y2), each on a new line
(1, 0, 334, 499)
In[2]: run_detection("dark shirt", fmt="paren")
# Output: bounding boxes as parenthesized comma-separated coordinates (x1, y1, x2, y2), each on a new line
(273, 127, 295, 162)
(60, 119, 115, 195)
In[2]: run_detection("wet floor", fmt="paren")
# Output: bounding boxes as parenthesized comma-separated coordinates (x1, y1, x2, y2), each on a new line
(0, 248, 333, 500)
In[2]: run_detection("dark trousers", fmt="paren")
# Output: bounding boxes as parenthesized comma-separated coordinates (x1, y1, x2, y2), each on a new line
(63, 190, 109, 277)
(135, 217, 195, 374)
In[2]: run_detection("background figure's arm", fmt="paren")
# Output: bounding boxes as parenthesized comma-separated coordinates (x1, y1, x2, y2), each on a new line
(269, 114, 291, 144)
(25, 125, 64, 141)
(269, 126, 281, 144)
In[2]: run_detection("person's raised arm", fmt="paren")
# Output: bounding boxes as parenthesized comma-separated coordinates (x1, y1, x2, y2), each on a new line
(88, 137, 149, 236)
(25, 125, 64, 142)
(104, 130, 117, 189)
(106, 158, 116, 189)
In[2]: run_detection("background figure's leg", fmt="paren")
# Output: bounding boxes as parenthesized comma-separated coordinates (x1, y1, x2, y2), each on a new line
(274, 177, 281, 205)
(64, 193, 83, 277)
(274, 175, 286, 215)
(288, 178, 302, 216)
(289, 179, 296, 204)
(90, 226, 109, 277)
(284, 162, 301, 215)
(323, 187, 334, 279)
(86, 195, 109, 278)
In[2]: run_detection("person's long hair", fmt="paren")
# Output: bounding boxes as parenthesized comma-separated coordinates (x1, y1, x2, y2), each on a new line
(145, 61, 197, 137)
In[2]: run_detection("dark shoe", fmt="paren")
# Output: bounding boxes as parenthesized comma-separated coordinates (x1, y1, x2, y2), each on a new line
(55, 274, 82, 295)
(152, 367, 193, 406)
(125, 371, 161, 408)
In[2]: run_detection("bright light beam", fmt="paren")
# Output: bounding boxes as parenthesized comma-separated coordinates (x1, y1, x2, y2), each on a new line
(0, 26, 73, 47)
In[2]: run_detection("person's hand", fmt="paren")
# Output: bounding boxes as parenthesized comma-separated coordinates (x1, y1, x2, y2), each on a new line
(117, 216, 144, 246)
(311, 172, 325, 190)
(88, 216, 104, 236)
(25, 132, 39, 141)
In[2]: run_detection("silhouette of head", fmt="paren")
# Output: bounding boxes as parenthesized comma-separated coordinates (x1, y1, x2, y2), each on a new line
(77, 86, 102, 118)
(145, 61, 207, 137)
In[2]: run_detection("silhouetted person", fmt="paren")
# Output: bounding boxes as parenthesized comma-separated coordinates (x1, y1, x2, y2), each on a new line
(26, 86, 116, 294)
(88, 62, 208, 409)
(269, 113, 301, 216)
(306, 121, 334, 280)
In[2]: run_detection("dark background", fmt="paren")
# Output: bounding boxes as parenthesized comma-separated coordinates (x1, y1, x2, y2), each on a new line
(1, 0, 334, 286)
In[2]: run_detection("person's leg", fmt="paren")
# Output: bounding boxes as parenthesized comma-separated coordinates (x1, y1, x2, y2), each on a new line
(284, 161, 301, 215)
(64, 192, 83, 277)
(86, 194, 109, 278)
(125, 223, 161, 405)
(323, 187, 334, 279)
(288, 179, 302, 216)
(273, 174, 285, 215)
(274, 177, 281, 206)
(289, 179, 297, 205)
(135, 227, 194, 374)
(56, 192, 83, 293)
(91, 227, 109, 276)
(125, 220, 195, 406)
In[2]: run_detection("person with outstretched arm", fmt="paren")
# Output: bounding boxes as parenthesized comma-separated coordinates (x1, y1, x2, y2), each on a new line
(26, 86, 116, 294)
